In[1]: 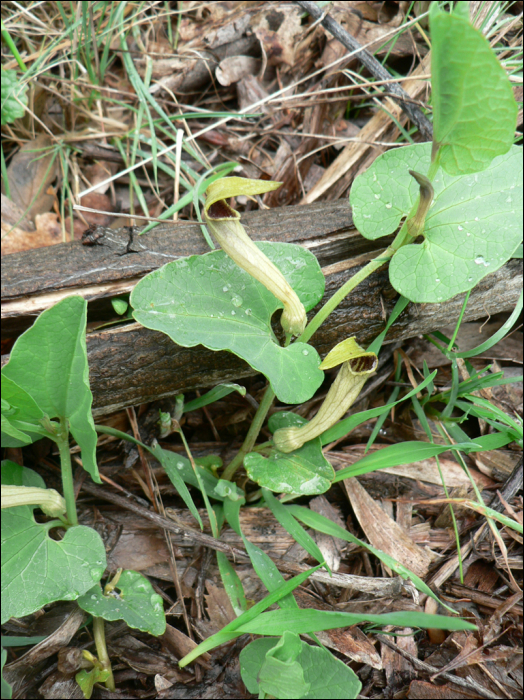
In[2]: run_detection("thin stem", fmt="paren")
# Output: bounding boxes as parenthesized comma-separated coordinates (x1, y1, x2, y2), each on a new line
(298, 244, 396, 344)
(92, 617, 115, 692)
(448, 289, 471, 351)
(57, 418, 78, 526)
(222, 385, 276, 481)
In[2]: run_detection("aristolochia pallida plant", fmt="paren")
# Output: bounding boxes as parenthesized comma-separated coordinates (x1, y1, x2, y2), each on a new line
(131, 5, 521, 495)
(130, 9, 521, 687)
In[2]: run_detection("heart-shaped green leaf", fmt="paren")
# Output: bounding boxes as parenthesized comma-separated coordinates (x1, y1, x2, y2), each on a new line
(1, 462, 107, 624)
(244, 412, 334, 495)
(240, 634, 362, 699)
(350, 143, 522, 303)
(131, 242, 325, 404)
(1, 297, 100, 482)
(430, 7, 517, 175)
(77, 570, 166, 636)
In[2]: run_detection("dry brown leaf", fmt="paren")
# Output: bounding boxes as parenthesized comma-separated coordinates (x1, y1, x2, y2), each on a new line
(216, 55, 261, 86)
(204, 580, 236, 633)
(252, 4, 303, 68)
(5, 134, 57, 222)
(343, 476, 433, 578)
(79, 191, 113, 226)
(83, 161, 118, 195)
(1, 192, 34, 231)
(309, 495, 346, 571)
(2, 212, 62, 255)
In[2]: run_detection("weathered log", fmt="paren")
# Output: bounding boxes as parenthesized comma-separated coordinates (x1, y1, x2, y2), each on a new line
(2, 201, 521, 417)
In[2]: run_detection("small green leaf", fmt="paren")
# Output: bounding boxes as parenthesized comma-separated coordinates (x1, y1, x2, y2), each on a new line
(351, 143, 522, 303)
(111, 297, 129, 315)
(131, 242, 325, 404)
(1, 70, 27, 125)
(77, 570, 166, 636)
(76, 666, 110, 699)
(244, 413, 334, 495)
(1, 297, 100, 482)
(151, 443, 222, 505)
(1, 375, 45, 447)
(430, 8, 517, 174)
(1, 462, 107, 624)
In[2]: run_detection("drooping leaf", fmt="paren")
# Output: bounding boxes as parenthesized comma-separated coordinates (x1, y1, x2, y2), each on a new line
(1, 462, 106, 624)
(1, 297, 100, 482)
(430, 7, 517, 175)
(350, 143, 522, 303)
(77, 570, 166, 636)
(244, 412, 334, 495)
(131, 242, 325, 404)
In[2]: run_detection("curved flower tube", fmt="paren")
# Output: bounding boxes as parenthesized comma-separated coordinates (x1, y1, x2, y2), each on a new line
(273, 338, 378, 453)
(1, 485, 66, 516)
(204, 177, 307, 336)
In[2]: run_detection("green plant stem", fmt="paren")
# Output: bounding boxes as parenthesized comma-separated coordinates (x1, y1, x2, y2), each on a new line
(57, 418, 78, 527)
(299, 150, 446, 347)
(448, 289, 471, 351)
(298, 244, 396, 344)
(92, 617, 115, 692)
(222, 385, 276, 481)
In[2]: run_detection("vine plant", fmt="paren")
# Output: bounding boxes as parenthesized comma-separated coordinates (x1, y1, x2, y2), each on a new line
(1, 6, 522, 699)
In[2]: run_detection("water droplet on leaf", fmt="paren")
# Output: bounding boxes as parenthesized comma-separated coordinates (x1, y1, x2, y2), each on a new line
(231, 295, 242, 307)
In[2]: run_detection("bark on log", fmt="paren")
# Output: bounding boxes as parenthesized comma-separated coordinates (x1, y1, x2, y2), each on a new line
(2, 201, 521, 417)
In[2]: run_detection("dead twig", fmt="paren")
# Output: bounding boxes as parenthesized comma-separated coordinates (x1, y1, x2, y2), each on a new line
(294, 0, 433, 140)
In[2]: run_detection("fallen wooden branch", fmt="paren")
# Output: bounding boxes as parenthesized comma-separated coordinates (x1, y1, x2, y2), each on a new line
(2, 201, 521, 416)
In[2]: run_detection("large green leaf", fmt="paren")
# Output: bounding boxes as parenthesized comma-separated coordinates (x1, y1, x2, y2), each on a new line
(244, 412, 334, 495)
(430, 7, 517, 175)
(131, 242, 325, 404)
(77, 570, 165, 636)
(1, 462, 106, 624)
(350, 143, 522, 303)
(1, 297, 100, 482)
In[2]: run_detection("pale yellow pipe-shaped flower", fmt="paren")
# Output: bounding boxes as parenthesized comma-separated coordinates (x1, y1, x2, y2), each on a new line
(273, 338, 378, 453)
(204, 177, 307, 336)
(1, 485, 66, 517)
